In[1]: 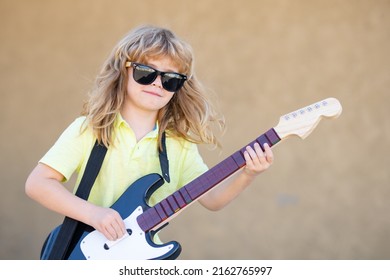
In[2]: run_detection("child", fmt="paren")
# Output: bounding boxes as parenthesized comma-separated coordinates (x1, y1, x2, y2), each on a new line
(25, 25, 273, 247)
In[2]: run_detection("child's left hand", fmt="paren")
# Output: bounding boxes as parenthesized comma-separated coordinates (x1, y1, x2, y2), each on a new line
(243, 142, 274, 176)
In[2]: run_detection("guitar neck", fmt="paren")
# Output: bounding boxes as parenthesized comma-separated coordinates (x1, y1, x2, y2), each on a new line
(137, 97, 342, 233)
(137, 128, 281, 232)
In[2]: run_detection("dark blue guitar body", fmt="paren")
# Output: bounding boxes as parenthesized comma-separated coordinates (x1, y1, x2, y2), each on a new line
(41, 173, 181, 260)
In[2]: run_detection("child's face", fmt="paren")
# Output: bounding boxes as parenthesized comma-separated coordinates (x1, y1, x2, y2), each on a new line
(125, 57, 179, 114)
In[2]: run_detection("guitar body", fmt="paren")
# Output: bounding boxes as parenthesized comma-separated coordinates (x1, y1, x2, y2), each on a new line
(41, 173, 181, 260)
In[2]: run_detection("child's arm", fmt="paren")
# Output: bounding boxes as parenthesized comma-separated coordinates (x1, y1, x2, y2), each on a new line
(25, 163, 126, 241)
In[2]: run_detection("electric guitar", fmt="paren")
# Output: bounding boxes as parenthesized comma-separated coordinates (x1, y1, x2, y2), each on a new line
(41, 97, 342, 260)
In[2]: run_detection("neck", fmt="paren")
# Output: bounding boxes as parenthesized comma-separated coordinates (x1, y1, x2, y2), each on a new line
(120, 107, 158, 142)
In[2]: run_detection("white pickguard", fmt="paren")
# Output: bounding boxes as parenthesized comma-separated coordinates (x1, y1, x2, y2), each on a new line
(80, 206, 174, 260)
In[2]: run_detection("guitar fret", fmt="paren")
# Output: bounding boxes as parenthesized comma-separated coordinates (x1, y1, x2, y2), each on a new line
(239, 134, 268, 155)
(186, 182, 201, 200)
(186, 157, 238, 200)
(136, 215, 147, 231)
(173, 192, 187, 208)
(256, 134, 269, 149)
(232, 151, 246, 167)
(160, 200, 174, 216)
(227, 156, 240, 170)
(167, 196, 180, 212)
(180, 187, 192, 204)
(154, 202, 168, 220)
(236, 129, 281, 158)
(265, 128, 281, 145)
(137, 207, 161, 231)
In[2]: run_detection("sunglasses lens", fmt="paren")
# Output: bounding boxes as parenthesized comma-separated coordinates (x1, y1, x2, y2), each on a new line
(133, 65, 157, 85)
(162, 73, 185, 92)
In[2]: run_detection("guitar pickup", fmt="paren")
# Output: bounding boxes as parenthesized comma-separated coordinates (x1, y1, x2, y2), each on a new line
(104, 229, 132, 250)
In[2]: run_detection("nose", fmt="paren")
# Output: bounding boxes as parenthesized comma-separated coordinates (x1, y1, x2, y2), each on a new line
(151, 74, 163, 89)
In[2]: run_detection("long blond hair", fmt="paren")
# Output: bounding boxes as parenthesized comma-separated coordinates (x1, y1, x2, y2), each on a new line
(82, 25, 224, 149)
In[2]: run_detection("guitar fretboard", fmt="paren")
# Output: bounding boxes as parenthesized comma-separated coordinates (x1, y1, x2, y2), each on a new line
(137, 128, 281, 232)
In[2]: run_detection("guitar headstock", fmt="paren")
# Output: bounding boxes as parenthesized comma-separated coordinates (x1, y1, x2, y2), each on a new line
(274, 97, 342, 140)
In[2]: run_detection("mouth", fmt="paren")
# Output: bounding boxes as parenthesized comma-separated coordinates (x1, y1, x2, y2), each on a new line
(143, 90, 162, 97)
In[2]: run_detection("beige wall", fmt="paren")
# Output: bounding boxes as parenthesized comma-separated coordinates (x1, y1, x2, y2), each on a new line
(1, 0, 389, 259)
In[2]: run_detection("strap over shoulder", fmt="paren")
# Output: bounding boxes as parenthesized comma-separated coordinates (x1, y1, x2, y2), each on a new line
(159, 131, 170, 183)
(47, 141, 107, 260)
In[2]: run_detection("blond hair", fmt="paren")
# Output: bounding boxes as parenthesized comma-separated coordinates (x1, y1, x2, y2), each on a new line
(82, 25, 224, 149)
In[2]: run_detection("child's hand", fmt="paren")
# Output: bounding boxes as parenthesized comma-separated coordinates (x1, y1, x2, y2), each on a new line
(88, 206, 126, 241)
(243, 143, 274, 176)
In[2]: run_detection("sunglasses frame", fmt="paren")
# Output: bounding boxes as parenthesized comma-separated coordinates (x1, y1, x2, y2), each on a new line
(125, 61, 187, 92)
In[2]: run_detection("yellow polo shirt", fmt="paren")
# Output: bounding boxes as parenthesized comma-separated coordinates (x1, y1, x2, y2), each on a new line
(40, 114, 209, 208)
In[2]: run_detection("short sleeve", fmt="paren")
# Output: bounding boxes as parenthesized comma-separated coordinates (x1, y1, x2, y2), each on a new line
(178, 141, 209, 187)
(39, 117, 92, 181)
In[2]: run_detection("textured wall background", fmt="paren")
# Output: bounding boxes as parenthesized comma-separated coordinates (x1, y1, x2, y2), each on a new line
(1, 0, 389, 259)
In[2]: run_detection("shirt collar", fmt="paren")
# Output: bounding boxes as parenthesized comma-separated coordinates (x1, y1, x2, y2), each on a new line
(115, 113, 159, 139)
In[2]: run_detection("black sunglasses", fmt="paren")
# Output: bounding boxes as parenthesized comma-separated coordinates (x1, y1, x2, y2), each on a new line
(125, 62, 187, 92)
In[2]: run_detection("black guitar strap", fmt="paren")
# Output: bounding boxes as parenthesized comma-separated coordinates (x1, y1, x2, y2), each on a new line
(46, 131, 169, 260)
(47, 141, 108, 260)
(159, 131, 170, 183)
